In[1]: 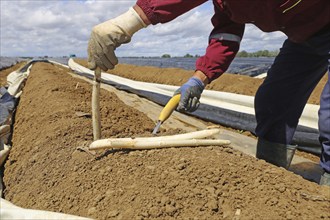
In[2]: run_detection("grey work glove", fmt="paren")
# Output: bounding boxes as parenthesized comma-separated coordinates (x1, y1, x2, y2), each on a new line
(174, 77, 205, 112)
(88, 7, 147, 71)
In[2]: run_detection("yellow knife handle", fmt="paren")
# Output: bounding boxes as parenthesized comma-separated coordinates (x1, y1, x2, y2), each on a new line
(158, 94, 181, 122)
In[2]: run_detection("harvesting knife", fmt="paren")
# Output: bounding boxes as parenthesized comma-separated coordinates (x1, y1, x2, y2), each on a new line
(152, 94, 181, 135)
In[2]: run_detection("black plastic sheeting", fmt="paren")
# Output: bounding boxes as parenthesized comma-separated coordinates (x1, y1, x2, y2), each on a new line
(0, 57, 66, 73)
(19, 59, 51, 73)
(73, 70, 321, 155)
(0, 92, 16, 126)
(49, 57, 70, 65)
(118, 57, 274, 77)
(0, 57, 26, 70)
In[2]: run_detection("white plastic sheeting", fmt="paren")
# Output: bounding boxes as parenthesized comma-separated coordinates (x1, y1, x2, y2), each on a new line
(1, 199, 91, 220)
(254, 72, 267, 78)
(68, 59, 319, 130)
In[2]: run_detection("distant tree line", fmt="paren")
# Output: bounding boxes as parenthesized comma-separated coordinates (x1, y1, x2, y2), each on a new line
(236, 50, 279, 57)
(160, 50, 278, 58)
(161, 53, 201, 58)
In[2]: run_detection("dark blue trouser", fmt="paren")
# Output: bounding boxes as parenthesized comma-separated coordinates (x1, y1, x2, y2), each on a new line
(255, 28, 330, 172)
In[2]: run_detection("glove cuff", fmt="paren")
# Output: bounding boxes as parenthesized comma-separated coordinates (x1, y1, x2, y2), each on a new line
(190, 77, 205, 90)
(111, 7, 148, 37)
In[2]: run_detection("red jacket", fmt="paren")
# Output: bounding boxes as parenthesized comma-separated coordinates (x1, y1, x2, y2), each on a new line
(136, 0, 330, 81)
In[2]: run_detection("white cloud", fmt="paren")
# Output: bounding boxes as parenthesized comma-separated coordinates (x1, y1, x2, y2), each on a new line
(1, 0, 286, 57)
(241, 25, 286, 52)
(1, 0, 132, 57)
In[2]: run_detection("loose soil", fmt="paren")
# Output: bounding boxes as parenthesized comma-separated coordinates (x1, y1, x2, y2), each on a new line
(2, 62, 330, 219)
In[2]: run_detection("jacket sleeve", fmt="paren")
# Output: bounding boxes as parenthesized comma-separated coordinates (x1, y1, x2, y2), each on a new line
(136, 0, 208, 24)
(136, 0, 245, 83)
(196, 2, 245, 82)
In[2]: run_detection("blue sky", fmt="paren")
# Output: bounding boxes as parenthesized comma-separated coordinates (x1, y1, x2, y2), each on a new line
(1, 0, 287, 57)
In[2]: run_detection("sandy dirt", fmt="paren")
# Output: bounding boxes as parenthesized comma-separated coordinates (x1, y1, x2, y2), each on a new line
(2, 62, 330, 219)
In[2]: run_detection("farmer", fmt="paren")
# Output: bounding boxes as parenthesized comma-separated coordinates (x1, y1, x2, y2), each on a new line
(88, 0, 330, 185)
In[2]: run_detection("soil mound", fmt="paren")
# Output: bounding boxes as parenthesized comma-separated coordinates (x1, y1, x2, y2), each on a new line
(2, 62, 330, 219)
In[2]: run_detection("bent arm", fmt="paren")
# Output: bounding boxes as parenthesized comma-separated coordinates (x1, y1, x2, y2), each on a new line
(196, 3, 245, 82)
(134, 0, 244, 84)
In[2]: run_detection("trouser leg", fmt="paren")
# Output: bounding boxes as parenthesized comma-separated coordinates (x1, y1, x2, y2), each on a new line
(319, 71, 330, 185)
(255, 29, 330, 168)
(319, 72, 330, 173)
(255, 40, 328, 144)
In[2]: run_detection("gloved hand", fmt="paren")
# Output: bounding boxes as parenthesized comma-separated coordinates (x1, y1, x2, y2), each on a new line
(174, 77, 205, 112)
(88, 7, 147, 71)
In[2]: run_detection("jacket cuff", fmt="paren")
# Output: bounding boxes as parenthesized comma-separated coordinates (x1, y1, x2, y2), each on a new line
(195, 65, 222, 83)
(136, 0, 159, 25)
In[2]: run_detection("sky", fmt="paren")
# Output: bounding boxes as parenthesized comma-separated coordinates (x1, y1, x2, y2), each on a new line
(1, 0, 287, 57)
